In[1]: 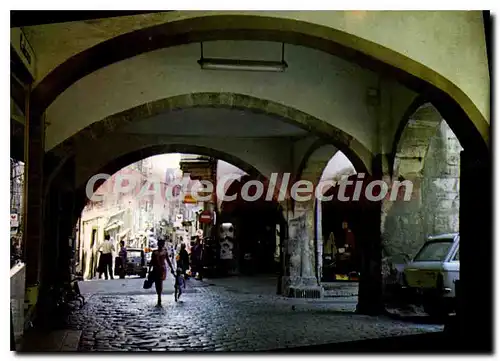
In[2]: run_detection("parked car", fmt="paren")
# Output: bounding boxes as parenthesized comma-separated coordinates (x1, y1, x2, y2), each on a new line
(402, 233, 460, 317)
(115, 248, 147, 278)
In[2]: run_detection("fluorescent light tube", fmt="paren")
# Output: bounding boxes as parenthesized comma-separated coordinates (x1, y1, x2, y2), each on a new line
(198, 58, 288, 72)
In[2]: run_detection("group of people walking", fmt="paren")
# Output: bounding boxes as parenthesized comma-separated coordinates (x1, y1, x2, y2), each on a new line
(148, 237, 204, 306)
(95, 234, 204, 306)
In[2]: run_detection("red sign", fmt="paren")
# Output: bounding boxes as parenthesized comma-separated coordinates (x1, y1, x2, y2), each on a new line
(199, 211, 213, 224)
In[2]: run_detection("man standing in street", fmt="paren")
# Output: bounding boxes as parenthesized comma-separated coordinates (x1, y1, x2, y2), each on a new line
(98, 234, 115, 280)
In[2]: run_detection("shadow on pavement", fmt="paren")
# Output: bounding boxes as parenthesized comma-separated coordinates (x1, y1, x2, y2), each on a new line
(270, 332, 471, 353)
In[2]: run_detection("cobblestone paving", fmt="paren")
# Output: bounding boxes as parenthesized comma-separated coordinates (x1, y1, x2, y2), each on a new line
(69, 277, 443, 352)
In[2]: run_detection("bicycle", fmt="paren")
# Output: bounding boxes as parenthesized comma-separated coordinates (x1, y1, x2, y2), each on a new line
(52, 276, 86, 313)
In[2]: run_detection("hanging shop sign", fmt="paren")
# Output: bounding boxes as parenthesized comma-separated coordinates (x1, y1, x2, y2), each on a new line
(183, 193, 198, 204)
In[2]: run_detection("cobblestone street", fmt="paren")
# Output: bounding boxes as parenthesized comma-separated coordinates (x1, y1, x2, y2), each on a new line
(69, 276, 443, 351)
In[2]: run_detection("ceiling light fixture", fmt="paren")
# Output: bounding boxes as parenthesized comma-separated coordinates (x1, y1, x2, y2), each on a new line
(197, 42, 288, 73)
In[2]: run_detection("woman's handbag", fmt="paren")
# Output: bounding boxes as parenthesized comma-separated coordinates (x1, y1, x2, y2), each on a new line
(143, 271, 154, 289)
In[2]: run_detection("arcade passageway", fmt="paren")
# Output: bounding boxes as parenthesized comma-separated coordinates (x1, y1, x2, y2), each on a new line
(10, 10, 491, 352)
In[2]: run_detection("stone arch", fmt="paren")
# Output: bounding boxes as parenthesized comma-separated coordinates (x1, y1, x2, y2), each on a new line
(393, 103, 444, 180)
(70, 145, 286, 281)
(382, 103, 462, 259)
(295, 139, 368, 183)
(30, 14, 488, 155)
(45, 92, 370, 194)
(73, 143, 267, 214)
(291, 141, 360, 285)
(44, 142, 272, 281)
(292, 141, 359, 238)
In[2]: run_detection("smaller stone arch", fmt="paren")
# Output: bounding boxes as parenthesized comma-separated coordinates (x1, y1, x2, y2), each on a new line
(383, 102, 463, 260)
(295, 139, 370, 185)
(393, 103, 443, 180)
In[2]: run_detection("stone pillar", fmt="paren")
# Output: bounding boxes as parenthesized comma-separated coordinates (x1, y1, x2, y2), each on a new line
(57, 189, 76, 284)
(276, 201, 289, 295)
(456, 150, 491, 351)
(315, 198, 323, 282)
(356, 155, 384, 315)
(282, 200, 323, 298)
(37, 159, 77, 325)
(23, 110, 45, 300)
(41, 186, 60, 285)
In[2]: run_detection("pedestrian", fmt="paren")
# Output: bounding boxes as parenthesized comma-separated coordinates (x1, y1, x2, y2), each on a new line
(117, 240, 127, 279)
(174, 267, 186, 302)
(98, 234, 115, 280)
(149, 239, 175, 307)
(176, 243, 190, 277)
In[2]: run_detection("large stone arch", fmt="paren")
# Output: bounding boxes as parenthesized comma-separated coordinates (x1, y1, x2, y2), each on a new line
(29, 14, 488, 155)
(382, 103, 462, 259)
(45, 92, 371, 193)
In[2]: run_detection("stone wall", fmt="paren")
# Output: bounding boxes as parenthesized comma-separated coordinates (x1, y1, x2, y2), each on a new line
(383, 120, 461, 259)
(421, 122, 461, 237)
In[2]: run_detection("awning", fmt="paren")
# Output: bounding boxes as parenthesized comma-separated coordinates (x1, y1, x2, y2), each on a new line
(118, 228, 131, 239)
(104, 220, 124, 231)
(106, 209, 126, 224)
(104, 209, 126, 231)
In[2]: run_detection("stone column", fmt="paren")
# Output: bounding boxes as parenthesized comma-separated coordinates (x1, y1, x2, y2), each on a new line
(276, 201, 289, 295)
(456, 150, 491, 351)
(40, 185, 60, 286)
(315, 198, 323, 282)
(24, 110, 45, 303)
(57, 189, 76, 284)
(37, 158, 77, 325)
(281, 199, 323, 298)
(356, 154, 384, 315)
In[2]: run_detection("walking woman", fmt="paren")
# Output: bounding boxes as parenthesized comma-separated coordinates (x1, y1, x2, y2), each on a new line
(149, 239, 175, 307)
(177, 243, 190, 277)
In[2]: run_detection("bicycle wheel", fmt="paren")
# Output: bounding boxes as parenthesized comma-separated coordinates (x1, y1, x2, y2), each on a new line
(68, 293, 83, 309)
(76, 295, 85, 307)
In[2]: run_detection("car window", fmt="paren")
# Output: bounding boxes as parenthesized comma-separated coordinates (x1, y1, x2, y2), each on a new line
(413, 239, 454, 262)
(453, 247, 459, 261)
(127, 251, 142, 259)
